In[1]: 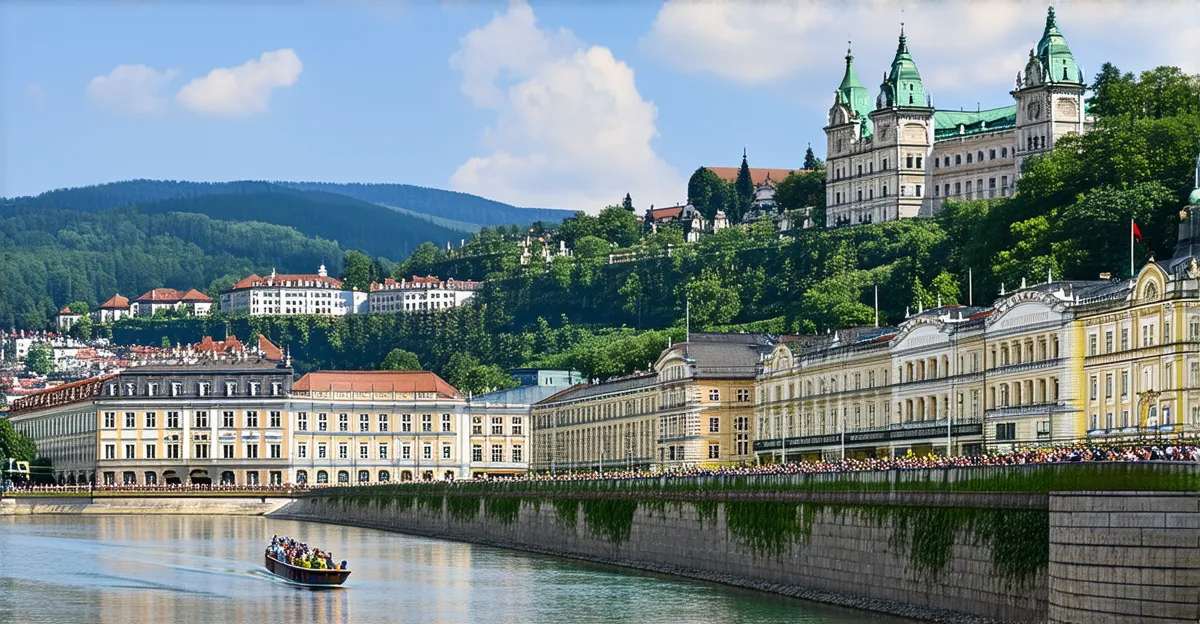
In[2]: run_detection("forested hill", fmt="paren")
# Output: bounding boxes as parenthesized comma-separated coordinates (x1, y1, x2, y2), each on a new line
(278, 182, 573, 226)
(5, 179, 572, 229)
(132, 190, 461, 260)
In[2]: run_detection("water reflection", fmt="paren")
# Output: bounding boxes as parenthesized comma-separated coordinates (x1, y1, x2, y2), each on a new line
(0, 516, 908, 624)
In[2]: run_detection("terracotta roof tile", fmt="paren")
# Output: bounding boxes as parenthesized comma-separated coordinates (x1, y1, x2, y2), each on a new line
(293, 370, 462, 398)
(230, 273, 343, 291)
(99, 294, 130, 309)
(705, 167, 806, 186)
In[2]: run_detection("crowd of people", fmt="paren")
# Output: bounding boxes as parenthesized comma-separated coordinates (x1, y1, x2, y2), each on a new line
(267, 535, 347, 571)
(474, 441, 1200, 483)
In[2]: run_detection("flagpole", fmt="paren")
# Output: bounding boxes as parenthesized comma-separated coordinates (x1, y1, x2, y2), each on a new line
(1130, 218, 1135, 277)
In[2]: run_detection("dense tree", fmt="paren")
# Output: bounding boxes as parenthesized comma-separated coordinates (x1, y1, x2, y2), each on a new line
(596, 206, 640, 248)
(774, 170, 826, 214)
(803, 145, 823, 171)
(380, 348, 422, 371)
(341, 250, 379, 292)
(395, 242, 443, 279)
(687, 167, 733, 222)
(622, 193, 634, 212)
(0, 418, 36, 464)
(24, 344, 53, 376)
(732, 152, 755, 224)
(70, 315, 94, 342)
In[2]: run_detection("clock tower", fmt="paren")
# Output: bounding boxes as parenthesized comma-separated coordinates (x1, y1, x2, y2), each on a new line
(1012, 7, 1086, 172)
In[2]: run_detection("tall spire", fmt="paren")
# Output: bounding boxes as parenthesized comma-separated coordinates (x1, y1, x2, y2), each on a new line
(879, 25, 928, 109)
(1036, 5, 1082, 84)
(836, 39, 872, 135)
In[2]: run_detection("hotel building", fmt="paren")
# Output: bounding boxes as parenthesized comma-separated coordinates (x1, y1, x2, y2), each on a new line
(220, 266, 367, 317)
(368, 276, 483, 314)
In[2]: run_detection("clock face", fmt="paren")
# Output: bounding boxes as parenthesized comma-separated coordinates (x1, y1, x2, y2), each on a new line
(1028, 102, 1042, 120)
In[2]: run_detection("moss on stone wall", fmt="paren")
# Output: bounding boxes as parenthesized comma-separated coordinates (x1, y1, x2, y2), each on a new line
(581, 499, 638, 545)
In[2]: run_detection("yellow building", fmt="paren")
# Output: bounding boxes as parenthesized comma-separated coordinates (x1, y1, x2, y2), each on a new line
(95, 360, 293, 486)
(7, 375, 110, 484)
(289, 371, 469, 484)
(654, 334, 767, 467)
(529, 374, 659, 473)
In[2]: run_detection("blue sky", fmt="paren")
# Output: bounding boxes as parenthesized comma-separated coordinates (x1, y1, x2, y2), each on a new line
(3, 1, 1198, 212)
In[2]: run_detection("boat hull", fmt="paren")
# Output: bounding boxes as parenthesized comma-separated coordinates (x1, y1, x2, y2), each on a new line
(265, 554, 351, 588)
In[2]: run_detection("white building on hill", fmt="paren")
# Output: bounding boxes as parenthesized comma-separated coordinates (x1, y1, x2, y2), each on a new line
(220, 266, 367, 317)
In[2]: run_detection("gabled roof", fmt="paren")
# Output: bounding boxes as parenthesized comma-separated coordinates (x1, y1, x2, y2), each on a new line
(99, 294, 130, 309)
(58, 306, 76, 315)
(257, 335, 284, 362)
(293, 370, 462, 399)
(647, 205, 685, 221)
(230, 273, 343, 291)
(657, 333, 773, 379)
(707, 167, 803, 186)
(136, 288, 210, 303)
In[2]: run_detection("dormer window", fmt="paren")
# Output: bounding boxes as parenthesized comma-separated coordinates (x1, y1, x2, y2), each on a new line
(271, 381, 282, 397)
(170, 382, 182, 397)
(198, 382, 210, 397)
(225, 382, 237, 397)
(125, 382, 136, 396)
(249, 382, 260, 397)
(107, 383, 117, 396)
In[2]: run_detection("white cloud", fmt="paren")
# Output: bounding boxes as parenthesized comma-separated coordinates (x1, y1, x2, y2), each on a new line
(86, 64, 179, 116)
(641, 1, 1200, 97)
(450, 0, 681, 213)
(176, 49, 302, 117)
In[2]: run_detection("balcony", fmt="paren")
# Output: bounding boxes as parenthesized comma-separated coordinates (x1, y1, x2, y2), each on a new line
(753, 418, 984, 452)
(988, 358, 1063, 376)
(984, 402, 1067, 419)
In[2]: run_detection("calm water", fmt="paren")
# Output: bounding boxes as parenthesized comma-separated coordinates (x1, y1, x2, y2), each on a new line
(0, 515, 908, 624)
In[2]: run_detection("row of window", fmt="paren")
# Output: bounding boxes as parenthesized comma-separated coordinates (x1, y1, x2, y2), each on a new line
(933, 147, 1010, 169)
(105, 380, 283, 398)
(933, 176, 1010, 199)
(103, 442, 282, 460)
(297, 412, 476, 433)
(1087, 319, 1195, 356)
(103, 410, 282, 429)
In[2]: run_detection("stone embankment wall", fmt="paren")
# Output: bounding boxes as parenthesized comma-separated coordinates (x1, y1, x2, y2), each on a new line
(272, 492, 1048, 623)
(1048, 491, 1200, 623)
(0, 495, 291, 516)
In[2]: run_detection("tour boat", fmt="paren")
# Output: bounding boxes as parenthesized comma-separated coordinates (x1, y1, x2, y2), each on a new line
(264, 553, 351, 588)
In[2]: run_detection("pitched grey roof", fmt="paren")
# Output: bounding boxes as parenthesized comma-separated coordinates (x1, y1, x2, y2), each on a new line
(665, 333, 773, 379)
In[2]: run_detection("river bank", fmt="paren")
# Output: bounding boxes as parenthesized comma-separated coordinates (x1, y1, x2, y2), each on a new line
(0, 495, 292, 515)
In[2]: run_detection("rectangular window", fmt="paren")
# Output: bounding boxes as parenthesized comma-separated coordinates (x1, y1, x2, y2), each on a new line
(145, 412, 156, 428)
(511, 445, 523, 463)
(166, 412, 180, 428)
(318, 444, 327, 459)
(421, 414, 433, 433)
(1089, 335, 1097, 355)
(511, 417, 523, 435)
(491, 417, 504, 435)
(338, 444, 348, 460)
(246, 411, 258, 427)
(442, 414, 452, 432)
(269, 411, 281, 428)
(1105, 331, 1113, 353)
(338, 413, 349, 432)
(223, 444, 235, 459)
(709, 417, 720, 433)
(472, 445, 483, 462)
(472, 417, 483, 435)
(298, 443, 307, 459)
(994, 423, 1016, 441)
(270, 444, 281, 459)
(491, 444, 503, 462)
(379, 414, 389, 432)
(708, 444, 720, 459)
(297, 412, 308, 431)
(737, 388, 751, 402)
(104, 444, 116, 459)
(401, 444, 411, 460)
(104, 412, 115, 428)
(402, 414, 412, 432)
(1121, 328, 1129, 350)
(423, 444, 432, 460)
(144, 444, 156, 459)
(223, 411, 235, 428)
(246, 444, 259, 459)
(318, 413, 328, 432)
(360, 413, 370, 432)
(194, 443, 209, 459)
(359, 444, 369, 459)
(379, 444, 388, 459)
(442, 444, 451, 460)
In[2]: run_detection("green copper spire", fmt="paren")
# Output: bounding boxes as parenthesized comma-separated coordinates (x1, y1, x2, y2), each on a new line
(878, 26, 928, 109)
(1037, 6, 1083, 84)
(836, 43, 873, 137)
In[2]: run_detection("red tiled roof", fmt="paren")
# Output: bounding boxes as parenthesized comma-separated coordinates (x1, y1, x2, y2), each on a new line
(258, 335, 284, 361)
(180, 289, 212, 302)
(371, 276, 483, 292)
(230, 273, 343, 291)
(648, 205, 684, 221)
(58, 306, 74, 315)
(9, 374, 115, 415)
(706, 167, 806, 186)
(99, 294, 130, 309)
(293, 371, 462, 398)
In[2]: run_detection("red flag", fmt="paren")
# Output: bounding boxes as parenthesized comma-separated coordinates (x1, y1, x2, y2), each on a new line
(1132, 221, 1143, 242)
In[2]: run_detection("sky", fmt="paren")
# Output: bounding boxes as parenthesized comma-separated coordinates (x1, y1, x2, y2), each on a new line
(3, 0, 1199, 213)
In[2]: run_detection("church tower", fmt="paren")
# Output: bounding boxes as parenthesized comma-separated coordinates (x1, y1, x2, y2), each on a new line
(824, 44, 875, 226)
(1012, 6, 1087, 171)
(869, 27, 935, 220)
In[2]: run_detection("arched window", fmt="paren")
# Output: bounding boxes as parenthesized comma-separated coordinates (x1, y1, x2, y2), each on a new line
(317, 470, 329, 484)
(296, 470, 308, 484)
(401, 470, 413, 482)
(378, 470, 390, 483)
(337, 470, 350, 483)
(220, 471, 235, 485)
(358, 470, 369, 483)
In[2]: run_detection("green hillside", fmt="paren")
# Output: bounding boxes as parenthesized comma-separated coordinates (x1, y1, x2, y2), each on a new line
(279, 181, 573, 226)
(133, 190, 461, 259)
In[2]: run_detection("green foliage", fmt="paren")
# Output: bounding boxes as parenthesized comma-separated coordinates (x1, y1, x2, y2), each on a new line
(69, 315, 94, 342)
(446, 495, 481, 521)
(395, 242, 446, 279)
(733, 154, 755, 224)
(725, 501, 816, 555)
(774, 170, 825, 218)
(24, 343, 54, 376)
(581, 498, 638, 545)
(621, 193, 634, 212)
(66, 301, 90, 314)
(380, 348, 422, 371)
(803, 145, 823, 171)
(687, 167, 733, 222)
(553, 499, 579, 528)
(595, 206, 640, 248)
(341, 250, 380, 292)
(484, 496, 522, 524)
(0, 418, 37, 463)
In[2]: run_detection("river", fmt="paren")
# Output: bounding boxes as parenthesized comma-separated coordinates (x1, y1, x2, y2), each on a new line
(0, 515, 909, 624)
